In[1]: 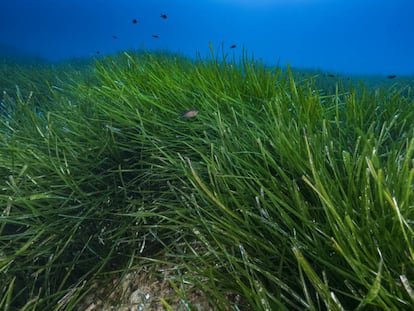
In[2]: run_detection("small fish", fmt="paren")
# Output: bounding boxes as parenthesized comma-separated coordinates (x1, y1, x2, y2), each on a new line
(96, 50, 100, 54)
(387, 74, 397, 79)
(152, 34, 160, 38)
(132, 19, 137, 24)
(112, 35, 118, 39)
(160, 13, 167, 19)
(230, 44, 237, 49)
(180, 109, 199, 118)
(327, 74, 335, 78)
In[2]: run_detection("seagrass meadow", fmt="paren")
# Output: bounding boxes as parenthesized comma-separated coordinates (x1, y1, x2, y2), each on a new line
(1, 50, 414, 310)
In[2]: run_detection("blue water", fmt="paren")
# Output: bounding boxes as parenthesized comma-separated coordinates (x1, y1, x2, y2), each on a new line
(1, 0, 413, 75)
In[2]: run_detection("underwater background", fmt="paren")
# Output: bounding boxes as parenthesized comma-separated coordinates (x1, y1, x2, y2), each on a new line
(2, 1, 414, 310)
(1, 0, 414, 75)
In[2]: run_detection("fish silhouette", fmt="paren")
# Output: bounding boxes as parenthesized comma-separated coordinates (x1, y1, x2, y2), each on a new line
(160, 14, 167, 19)
(387, 74, 397, 79)
(180, 109, 199, 118)
(132, 19, 137, 24)
(152, 34, 160, 38)
(230, 44, 237, 49)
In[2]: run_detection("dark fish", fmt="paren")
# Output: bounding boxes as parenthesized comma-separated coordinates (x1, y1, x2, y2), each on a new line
(230, 44, 237, 49)
(96, 50, 100, 54)
(327, 74, 335, 78)
(180, 109, 199, 118)
(160, 13, 167, 19)
(112, 35, 118, 39)
(387, 74, 397, 79)
(132, 19, 137, 24)
(152, 34, 160, 38)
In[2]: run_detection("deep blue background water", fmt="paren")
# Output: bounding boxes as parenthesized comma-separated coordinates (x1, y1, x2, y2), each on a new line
(1, 0, 413, 75)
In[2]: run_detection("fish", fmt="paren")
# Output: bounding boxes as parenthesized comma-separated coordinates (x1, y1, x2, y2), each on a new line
(180, 109, 199, 118)
(96, 50, 100, 54)
(152, 34, 160, 38)
(327, 74, 335, 78)
(160, 13, 167, 19)
(112, 35, 118, 39)
(132, 19, 137, 24)
(387, 74, 397, 79)
(230, 44, 237, 49)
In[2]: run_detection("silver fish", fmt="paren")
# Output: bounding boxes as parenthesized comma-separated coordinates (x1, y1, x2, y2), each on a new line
(180, 109, 199, 118)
